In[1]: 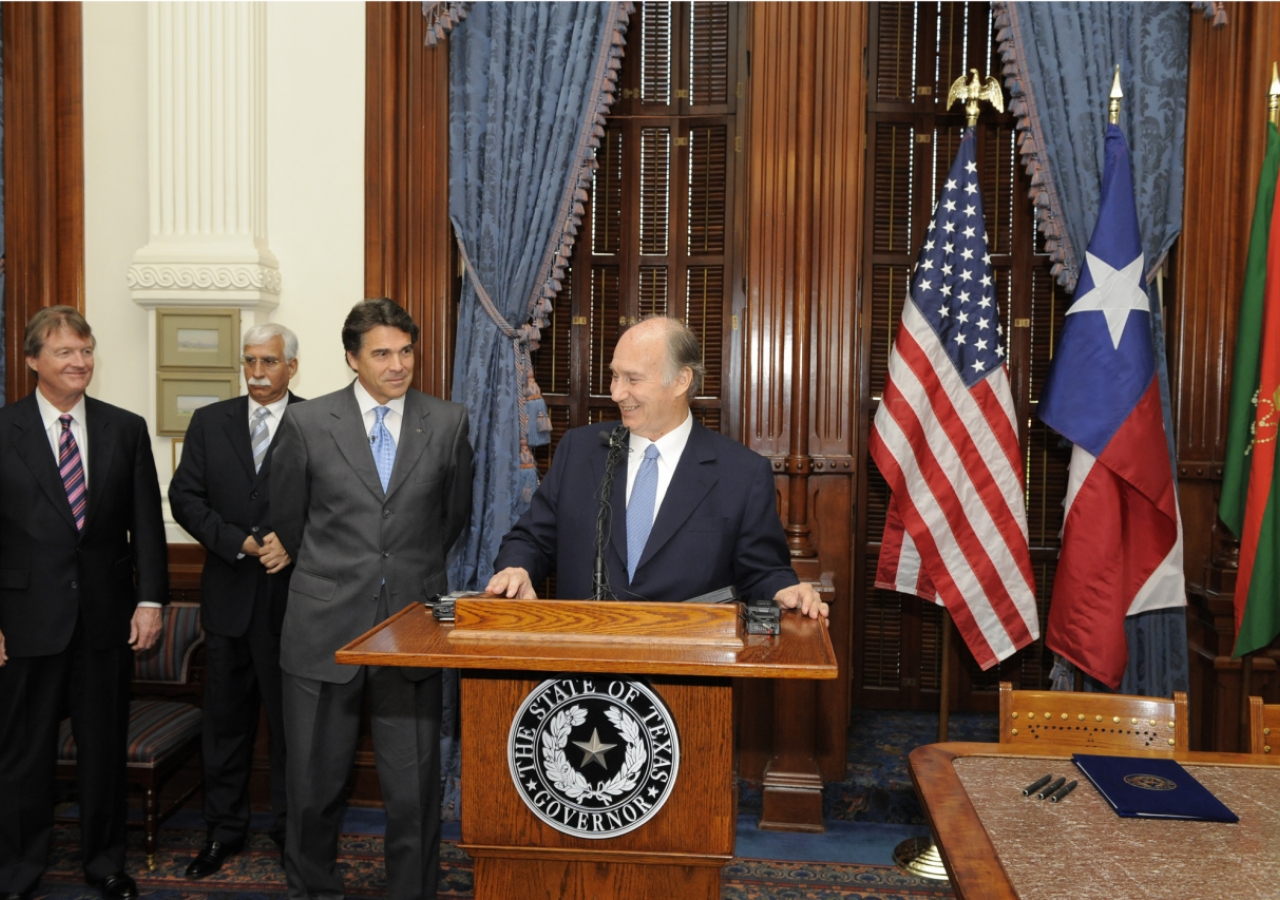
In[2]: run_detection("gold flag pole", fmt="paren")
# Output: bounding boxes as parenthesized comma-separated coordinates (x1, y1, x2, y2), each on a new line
(895, 68, 1006, 887)
(1241, 62, 1280, 750)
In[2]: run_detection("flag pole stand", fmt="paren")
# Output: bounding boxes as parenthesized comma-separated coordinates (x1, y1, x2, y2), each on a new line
(938, 609, 952, 742)
(892, 609, 957, 883)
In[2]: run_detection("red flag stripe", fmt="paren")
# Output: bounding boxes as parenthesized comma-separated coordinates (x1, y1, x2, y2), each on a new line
(891, 321, 1036, 594)
(872, 391, 1036, 660)
(871, 436, 1001, 668)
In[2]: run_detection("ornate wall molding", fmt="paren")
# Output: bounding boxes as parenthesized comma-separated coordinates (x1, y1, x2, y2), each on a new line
(130, 1, 279, 310)
(128, 262, 283, 308)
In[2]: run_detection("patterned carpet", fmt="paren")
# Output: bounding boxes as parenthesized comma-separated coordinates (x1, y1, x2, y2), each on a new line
(36, 823, 954, 900)
(33, 710, 993, 899)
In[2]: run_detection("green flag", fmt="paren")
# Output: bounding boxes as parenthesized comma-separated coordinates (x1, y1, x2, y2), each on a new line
(1222, 121, 1280, 657)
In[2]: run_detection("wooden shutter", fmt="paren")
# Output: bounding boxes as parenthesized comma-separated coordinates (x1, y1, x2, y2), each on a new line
(528, 3, 740, 477)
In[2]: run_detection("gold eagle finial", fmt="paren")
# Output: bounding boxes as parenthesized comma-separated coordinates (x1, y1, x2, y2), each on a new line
(946, 68, 1004, 127)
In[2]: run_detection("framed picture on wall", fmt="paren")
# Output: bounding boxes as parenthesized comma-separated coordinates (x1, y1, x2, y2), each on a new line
(157, 308, 241, 369)
(157, 372, 239, 436)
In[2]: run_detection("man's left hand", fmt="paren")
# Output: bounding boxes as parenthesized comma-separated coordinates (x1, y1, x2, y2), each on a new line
(258, 532, 292, 574)
(129, 606, 163, 651)
(773, 583, 829, 621)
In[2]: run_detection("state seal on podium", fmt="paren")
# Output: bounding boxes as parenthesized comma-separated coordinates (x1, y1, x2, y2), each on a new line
(508, 676, 681, 839)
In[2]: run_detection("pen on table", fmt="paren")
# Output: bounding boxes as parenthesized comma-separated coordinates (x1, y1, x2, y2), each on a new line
(1036, 776, 1066, 800)
(1048, 780, 1078, 803)
(1022, 774, 1053, 796)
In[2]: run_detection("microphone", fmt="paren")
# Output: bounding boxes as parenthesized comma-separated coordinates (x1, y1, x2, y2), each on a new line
(592, 425, 629, 600)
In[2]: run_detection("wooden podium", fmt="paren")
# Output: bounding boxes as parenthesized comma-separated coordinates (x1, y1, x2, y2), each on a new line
(336, 597, 837, 900)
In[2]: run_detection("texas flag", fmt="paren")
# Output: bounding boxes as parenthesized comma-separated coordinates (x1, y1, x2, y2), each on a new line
(1038, 124, 1185, 690)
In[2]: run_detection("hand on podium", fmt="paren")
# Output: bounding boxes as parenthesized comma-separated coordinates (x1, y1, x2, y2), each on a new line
(487, 566, 538, 599)
(774, 583, 828, 621)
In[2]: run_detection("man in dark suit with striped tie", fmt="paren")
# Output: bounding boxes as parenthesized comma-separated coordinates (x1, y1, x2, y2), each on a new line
(169, 323, 304, 878)
(0, 306, 168, 900)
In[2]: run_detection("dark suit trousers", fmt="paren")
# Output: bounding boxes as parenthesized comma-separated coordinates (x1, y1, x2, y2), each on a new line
(0, 620, 132, 891)
(282, 661, 441, 900)
(202, 585, 287, 844)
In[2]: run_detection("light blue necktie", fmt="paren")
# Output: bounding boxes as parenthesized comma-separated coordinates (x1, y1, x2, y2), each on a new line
(371, 406, 396, 492)
(626, 444, 660, 582)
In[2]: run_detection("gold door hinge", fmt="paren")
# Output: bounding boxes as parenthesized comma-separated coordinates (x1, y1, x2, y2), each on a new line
(916, 133, 931, 144)
(571, 316, 587, 326)
(734, 136, 743, 153)
(1014, 317, 1031, 328)
(676, 88, 689, 99)
(675, 136, 688, 147)
(731, 314, 740, 331)
(917, 86, 933, 96)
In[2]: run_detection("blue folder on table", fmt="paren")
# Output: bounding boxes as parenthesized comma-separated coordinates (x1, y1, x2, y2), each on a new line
(1072, 754, 1238, 823)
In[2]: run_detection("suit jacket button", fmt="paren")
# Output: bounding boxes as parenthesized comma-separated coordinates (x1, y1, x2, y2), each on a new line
(252, 526, 260, 533)
(251, 491, 259, 500)
(71, 581, 78, 590)
(382, 510, 391, 518)
(382, 551, 391, 558)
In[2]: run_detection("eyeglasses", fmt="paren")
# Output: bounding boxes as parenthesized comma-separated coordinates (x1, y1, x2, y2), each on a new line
(241, 355, 283, 369)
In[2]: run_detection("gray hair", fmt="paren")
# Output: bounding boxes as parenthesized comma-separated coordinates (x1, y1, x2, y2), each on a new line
(243, 323, 299, 361)
(647, 316, 705, 398)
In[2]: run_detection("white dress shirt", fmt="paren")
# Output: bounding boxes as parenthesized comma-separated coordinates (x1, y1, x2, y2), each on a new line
(35, 390, 89, 489)
(624, 411, 693, 527)
(247, 393, 291, 447)
(36, 390, 161, 608)
(353, 379, 405, 448)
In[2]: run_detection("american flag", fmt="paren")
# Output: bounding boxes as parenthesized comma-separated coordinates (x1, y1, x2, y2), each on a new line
(869, 128, 1040, 669)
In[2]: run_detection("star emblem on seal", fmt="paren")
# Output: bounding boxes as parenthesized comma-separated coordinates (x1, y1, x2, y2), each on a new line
(508, 677, 681, 839)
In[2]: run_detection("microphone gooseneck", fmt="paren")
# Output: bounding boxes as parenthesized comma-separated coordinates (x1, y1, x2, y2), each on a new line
(593, 425, 629, 600)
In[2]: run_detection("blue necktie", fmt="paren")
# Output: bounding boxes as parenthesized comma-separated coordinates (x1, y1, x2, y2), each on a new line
(372, 406, 396, 492)
(626, 444, 660, 582)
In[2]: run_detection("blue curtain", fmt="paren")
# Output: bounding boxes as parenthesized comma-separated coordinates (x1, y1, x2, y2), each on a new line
(447, 1, 631, 593)
(438, 1, 630, 821)
(995, 2, 1197, 699)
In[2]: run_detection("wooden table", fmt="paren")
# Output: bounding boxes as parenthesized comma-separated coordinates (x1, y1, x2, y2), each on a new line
(910, 742, 1280, 900)
(337, 599, 837, 900)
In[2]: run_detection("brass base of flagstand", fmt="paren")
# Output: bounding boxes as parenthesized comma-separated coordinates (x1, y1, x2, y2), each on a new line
(893, 836, 950, 882)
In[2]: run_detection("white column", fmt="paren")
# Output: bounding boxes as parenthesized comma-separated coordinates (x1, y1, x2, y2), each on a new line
(129, 1, 280, 311)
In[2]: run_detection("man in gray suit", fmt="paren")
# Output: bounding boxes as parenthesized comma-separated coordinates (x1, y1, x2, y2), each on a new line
(270, 299, 473, 900)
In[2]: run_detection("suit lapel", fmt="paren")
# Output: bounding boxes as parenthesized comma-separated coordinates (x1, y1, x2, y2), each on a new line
(11, 395, 79, 533)
(82, 398, 116, 535)
(331, 384, 387, 501)
(222, 396, 256, 482)
(384, 391, 432, 502)
(635, 423, 717, 572)
(606, 435, 631, 569)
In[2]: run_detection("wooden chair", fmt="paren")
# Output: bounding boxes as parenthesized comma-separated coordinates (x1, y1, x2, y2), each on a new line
(998, 681, 1189, 754)
(1248, 695, 1280, 754)
(57, 602, 206, 869)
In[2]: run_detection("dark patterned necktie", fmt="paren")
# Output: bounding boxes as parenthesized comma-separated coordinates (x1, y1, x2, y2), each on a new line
(59, 414, 87, 530)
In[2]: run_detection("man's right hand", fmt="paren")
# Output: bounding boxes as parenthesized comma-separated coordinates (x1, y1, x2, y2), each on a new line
(241, 534, 262, 557)
(0, 628, 7, 666)
(486, 567, 538, 599)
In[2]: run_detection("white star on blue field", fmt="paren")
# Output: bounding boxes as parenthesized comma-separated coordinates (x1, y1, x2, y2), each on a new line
(909, 132, 1004, 389)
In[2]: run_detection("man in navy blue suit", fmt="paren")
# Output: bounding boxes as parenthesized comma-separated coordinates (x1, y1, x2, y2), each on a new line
(488, 316, 827, 618)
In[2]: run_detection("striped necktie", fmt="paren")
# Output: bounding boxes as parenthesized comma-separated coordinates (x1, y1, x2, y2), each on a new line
(626, 444, 660, 582)
(250, 407, 271, 473)
(58, 414, 87, 531)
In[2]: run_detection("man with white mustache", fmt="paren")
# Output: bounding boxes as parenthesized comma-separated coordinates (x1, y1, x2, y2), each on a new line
(169, 323, 304, 878)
